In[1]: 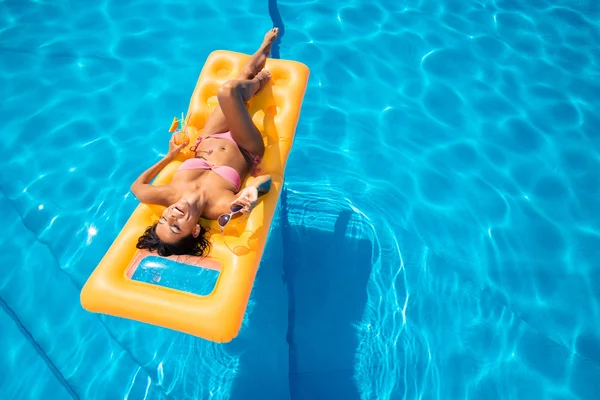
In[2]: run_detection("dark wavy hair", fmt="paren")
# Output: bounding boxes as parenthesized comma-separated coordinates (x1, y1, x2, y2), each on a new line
(136, 223, 211, 257)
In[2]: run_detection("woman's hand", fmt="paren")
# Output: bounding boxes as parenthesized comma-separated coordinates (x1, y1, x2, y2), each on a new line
(231, 186, 259, 214)
(167, 134, 188, 158)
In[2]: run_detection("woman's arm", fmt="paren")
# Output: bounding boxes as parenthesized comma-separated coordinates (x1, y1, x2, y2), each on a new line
(230, 174, 272, 213)
(247, 174, 272, 196)
(130, 136, 187, 205)
(214, 174, 273, 216)
(130, 154, 174, 205)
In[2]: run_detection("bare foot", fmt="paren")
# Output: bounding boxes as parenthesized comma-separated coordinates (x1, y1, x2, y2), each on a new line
(240, 28, 279, 80)
(251, 68, 272, 99)
(237, 68, 273, 103)
(264, 28, 279, 44)
(259, 27, 279, 60)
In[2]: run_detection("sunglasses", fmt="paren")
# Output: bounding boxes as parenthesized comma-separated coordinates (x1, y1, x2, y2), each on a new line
(217, 204, 244, 232)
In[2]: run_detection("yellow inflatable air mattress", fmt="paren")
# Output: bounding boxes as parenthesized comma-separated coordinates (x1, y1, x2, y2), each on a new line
(80, 50, 310, 342)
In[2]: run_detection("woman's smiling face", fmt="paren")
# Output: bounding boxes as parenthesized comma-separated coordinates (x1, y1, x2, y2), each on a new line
(155, 199, 202, 243)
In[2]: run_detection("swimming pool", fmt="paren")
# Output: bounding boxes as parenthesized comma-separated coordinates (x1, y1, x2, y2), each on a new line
(1, 0, 599, 398)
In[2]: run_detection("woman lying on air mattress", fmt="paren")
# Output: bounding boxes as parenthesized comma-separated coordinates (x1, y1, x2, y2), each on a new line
(130, 28, 279, 257)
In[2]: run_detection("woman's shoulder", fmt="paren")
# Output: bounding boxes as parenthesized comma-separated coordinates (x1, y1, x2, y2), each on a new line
(132, 181, 177, 207)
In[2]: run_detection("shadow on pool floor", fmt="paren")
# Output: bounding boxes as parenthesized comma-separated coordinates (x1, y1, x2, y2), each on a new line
(284, 209, 373, 400)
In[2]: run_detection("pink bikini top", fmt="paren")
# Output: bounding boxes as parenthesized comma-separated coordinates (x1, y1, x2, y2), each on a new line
(176, 131, 262, 191)
(177, 158, 241, 190)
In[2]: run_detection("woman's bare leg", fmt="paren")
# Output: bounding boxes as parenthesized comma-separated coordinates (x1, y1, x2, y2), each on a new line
(216, 69, 271, 156)
(200, 28, 278, 136)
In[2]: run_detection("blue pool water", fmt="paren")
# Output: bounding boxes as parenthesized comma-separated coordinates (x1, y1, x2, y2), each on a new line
(1, 0, 600, 398)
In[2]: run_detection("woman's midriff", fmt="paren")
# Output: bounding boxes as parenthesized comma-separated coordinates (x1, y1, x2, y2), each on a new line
(193, 136, 249, 175)
(169, 137, 250, 207)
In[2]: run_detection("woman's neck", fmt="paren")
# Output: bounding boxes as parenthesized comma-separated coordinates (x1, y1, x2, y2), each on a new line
(181, 187, 207, 214)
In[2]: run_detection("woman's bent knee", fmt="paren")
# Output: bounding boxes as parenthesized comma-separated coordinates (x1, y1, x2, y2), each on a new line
(217, 80, 239, 98)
